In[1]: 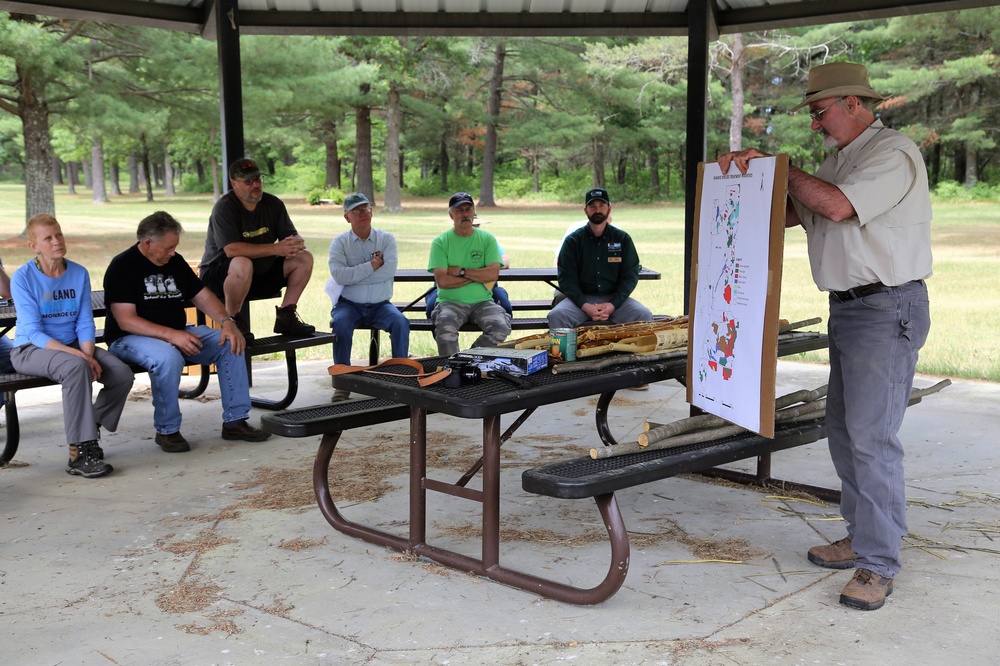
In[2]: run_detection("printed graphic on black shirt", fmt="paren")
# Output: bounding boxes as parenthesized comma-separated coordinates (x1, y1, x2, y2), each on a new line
(143, 274, 182, 300)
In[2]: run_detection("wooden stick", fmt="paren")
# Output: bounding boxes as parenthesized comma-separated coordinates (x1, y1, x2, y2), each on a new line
(778, 317, 823, 334)
(592, 379, 950, 460)
(551, 349, 687, 375)
(638, 386, 828, 447)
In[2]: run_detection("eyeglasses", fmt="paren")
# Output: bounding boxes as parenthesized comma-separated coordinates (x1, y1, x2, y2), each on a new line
(348, 205, 372, 215)
(236, 175, 262, 186)
(808, 98, 844, 122)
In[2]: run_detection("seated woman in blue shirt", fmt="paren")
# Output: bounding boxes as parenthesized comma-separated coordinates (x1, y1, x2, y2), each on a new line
(10, 214, 133, 478)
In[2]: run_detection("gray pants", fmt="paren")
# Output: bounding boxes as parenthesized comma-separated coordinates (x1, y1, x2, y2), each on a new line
(431, 300, 512, 356)
(547, 294, 652, 329)
(826, 280, 930, 579)
(11, 344, 134, 445)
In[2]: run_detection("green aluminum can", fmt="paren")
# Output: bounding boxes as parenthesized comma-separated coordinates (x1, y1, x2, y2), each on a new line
(550, 328, 577, 362)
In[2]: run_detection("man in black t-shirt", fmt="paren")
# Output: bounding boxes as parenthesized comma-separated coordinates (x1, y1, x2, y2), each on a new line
(105, 211, 270, 453)
(199, 158, 315, 338)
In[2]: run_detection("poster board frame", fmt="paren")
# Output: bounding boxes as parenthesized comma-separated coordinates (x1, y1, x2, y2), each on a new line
(685, 154, 790, 438)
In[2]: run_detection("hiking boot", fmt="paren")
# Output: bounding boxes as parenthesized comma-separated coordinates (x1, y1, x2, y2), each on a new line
(67, 441, 113, 478)
(840, 568, 893, 611)
(274, 304, 316, 336)
(230, 312, 254, 341)
(331, 389, 351, 402)
(222, 419, 271, 442)
(808, 537, 856, 569)
(155, 431, 191, 453)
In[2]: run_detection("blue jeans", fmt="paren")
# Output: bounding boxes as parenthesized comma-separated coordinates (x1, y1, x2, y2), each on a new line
(826, 280, 930, 579)
(332, 298, 410, 365)
(109, 325, 251, 434)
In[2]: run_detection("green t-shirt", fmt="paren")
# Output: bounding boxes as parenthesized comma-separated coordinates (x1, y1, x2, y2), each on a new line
(428, 228, 503, 305)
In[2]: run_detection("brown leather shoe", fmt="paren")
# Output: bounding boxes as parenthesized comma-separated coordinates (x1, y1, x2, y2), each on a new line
(222, 419, 271, 442)
(155, 431, 191, 453)
(808, 537, 856, 569)
(840, 568, 893, 610)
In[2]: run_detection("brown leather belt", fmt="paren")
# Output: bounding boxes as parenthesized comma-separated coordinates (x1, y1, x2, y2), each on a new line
(831, 281, 886, 301)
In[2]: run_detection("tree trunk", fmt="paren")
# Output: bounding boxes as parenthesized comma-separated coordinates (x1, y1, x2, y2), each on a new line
(616, 155, 627, 186)
(384, 84, 403, 213)
(729, 33, 745, 152)
(439, 132, 449, 191)
(140, 134, 154, 202)
(964, 142, 978, 188)
(322, 119, 340, 189)
(128, 153, 140, 193)
(82, 157, 92, 189)
(51, 155, 63, 185)
(355, 83, 374, 201)
(67, 163, 78, 195)
(479, 41, 506, 207)
(91, 136, 107, 204)
(593, 136, 606, 188)
(164, 143, 176, 195)
(533, 151, 540, 193)
(19, 81, 56, 224)
(650, 150, 661, 198)
(109, 162, 122, 196)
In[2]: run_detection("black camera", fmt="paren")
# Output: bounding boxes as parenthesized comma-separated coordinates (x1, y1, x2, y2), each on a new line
(443, 360, 482, 388)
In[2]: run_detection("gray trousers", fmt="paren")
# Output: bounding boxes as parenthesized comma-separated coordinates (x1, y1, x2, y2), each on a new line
(826, 280, 930, 579)
(11, 344, 134, 445)
(547, 294, 652, 329)
(431, 300, 512, 356)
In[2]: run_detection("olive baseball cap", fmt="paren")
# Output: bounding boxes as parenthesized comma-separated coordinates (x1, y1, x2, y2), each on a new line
(229, 158, 261, 180)
(343, 192, 372, 212)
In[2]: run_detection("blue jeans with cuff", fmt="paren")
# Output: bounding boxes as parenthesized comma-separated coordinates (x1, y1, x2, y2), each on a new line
(109, 325, 251, 434)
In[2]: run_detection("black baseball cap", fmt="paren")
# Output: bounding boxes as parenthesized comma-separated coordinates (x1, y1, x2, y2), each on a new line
(229, 158, 261, 180)
(585, 188, 610, 205)
(449, 192, 474, 209)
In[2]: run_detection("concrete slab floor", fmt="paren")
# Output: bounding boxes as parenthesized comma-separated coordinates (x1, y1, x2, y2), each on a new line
(2, 359, 998, 665)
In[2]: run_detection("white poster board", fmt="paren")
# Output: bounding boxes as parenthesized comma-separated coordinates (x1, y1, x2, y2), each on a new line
(686, 155, 788, 437)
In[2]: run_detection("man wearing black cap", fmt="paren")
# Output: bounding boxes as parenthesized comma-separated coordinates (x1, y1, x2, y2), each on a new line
(327, 193, 410, 401)
(427, 192, 511, 355)
(199, 158, 316, 338)
(550, 188, 652, 329)
(718, 62, 932, 611)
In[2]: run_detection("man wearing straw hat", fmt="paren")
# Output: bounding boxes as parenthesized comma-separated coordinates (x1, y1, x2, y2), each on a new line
(718, 62, 932, 611)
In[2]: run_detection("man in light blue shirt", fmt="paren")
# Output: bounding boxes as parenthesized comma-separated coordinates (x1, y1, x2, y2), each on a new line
(328, 193, 410, 401)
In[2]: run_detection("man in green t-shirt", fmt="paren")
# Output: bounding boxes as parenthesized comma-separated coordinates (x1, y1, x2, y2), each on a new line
(427, 192, 512, 355)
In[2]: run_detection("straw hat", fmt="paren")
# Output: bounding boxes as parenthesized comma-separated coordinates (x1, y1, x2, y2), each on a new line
(790, 62, 887, 112)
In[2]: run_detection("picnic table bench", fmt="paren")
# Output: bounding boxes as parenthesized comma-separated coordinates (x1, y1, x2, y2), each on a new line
(262, 331, 832, 604)
(0, 290, 336, 465)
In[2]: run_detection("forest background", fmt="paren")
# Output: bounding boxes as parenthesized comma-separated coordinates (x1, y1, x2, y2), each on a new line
(0, 8, 997, 382)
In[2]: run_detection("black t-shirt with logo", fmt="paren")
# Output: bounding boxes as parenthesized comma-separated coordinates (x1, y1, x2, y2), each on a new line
(103, 244, 205, 343)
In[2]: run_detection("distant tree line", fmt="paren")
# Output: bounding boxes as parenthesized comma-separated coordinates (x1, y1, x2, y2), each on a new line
(1, 8, 997, 221)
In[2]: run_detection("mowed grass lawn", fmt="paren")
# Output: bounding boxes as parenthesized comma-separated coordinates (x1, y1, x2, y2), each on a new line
(0, 184, 996, 382)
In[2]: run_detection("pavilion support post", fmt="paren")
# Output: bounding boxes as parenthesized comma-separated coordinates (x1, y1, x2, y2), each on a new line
(216, 0, 244, 191)
(683, 0, 718, 314)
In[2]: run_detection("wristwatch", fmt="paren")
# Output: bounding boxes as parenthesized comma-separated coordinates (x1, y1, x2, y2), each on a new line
(458, 268, 466, 277)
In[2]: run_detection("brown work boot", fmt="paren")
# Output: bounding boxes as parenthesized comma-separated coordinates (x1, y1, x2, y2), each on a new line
(840, 568, 893, 611)
(274, 304, 316, 336)
(808, 537, 856, 569)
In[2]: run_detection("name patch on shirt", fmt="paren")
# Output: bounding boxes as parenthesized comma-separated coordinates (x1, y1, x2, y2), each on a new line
(607, 242, 622, 263)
